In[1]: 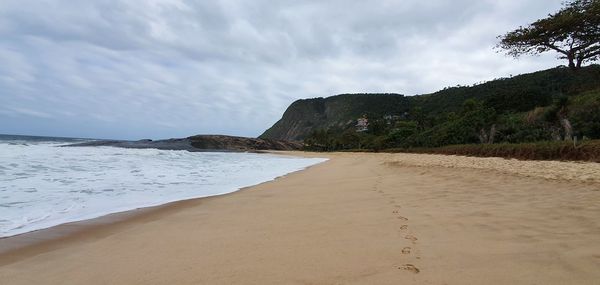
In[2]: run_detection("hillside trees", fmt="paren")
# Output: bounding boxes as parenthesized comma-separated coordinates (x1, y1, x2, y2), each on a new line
(295, 65, 600, 152)
(498, 0, 600, 70)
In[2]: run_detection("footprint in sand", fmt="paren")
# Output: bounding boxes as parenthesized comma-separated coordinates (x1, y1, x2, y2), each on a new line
(401, 247, 411, 254)
(392, 210, 399, 214)
(397, 216, 408, 221)
(398, 264, 420, 274)
(405, 235, 418, 242)
(399, 225, 408, 230)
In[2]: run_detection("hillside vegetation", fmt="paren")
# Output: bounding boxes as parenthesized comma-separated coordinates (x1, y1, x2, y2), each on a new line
(260, 93, 409, 141)
(260, 65, 600, 155)
(388, 140, 600, 163)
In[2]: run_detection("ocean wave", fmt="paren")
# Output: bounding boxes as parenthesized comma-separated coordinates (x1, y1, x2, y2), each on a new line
(0, 141, 326, 237)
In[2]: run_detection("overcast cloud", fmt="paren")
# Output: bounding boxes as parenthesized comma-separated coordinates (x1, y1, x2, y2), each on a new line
(0, 0, 564, 139)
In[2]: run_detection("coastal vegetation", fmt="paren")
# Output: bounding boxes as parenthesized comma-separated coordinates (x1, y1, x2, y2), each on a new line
(260, 0, 600, 161)
(260, 65, 600, 159)
(388, 140, 600, 163)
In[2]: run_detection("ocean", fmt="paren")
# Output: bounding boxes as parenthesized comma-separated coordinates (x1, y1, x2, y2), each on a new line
(0, 134, 326, 237)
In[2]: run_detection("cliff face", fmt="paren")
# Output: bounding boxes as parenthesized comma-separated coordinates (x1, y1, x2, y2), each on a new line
(260, 94, 409, 141)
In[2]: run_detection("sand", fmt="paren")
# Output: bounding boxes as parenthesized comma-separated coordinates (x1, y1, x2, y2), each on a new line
(1, 152, 599, 284)
(384, 152, 600, 183)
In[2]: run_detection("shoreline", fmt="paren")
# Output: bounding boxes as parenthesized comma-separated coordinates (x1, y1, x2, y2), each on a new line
(0, 152, 328, 263)
(0, 194, 203, 265)
(1, 152, 599, 284)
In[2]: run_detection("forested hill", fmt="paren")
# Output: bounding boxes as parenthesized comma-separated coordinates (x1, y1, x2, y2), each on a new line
(260, 93, 410, 141)
(260, 65, 600, 149)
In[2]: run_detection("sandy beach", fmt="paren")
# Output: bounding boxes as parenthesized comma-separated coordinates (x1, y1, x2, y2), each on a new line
(1, 152, 599, 284)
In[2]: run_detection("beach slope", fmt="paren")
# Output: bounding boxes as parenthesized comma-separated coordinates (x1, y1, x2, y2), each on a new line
(1, 152, 599, 284)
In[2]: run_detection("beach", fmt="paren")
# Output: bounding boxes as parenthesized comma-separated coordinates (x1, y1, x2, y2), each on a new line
(1, 152, 599, 284)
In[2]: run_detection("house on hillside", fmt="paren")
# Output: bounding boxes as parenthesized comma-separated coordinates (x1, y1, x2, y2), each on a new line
(356, 116, 368, 132)
(383, 114, 402, 125)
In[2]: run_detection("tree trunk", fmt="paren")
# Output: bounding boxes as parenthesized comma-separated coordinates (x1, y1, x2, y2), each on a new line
(568, 56, 576, 70)
(560, 117, 573, 141)
(479, 125, 496, 144)
(478, 128, 488, 144)
(489, 124, 496, 144)
(576, 56, 583, 69)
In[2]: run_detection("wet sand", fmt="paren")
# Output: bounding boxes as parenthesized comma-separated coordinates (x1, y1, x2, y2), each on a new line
(1, 152, 599, 284)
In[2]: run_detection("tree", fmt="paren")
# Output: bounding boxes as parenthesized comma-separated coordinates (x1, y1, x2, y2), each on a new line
(498, 0, 600, 70)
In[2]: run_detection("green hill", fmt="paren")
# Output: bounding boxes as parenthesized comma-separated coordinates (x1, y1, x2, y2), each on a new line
(260, 65, 600, 150)
(260, 93, 410, 141)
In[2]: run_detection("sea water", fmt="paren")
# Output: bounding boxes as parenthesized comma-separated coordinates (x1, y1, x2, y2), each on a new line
(0, 135, 326, 237)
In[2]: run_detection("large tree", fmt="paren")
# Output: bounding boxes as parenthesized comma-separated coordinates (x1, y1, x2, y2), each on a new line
(498, 0, 600, 69)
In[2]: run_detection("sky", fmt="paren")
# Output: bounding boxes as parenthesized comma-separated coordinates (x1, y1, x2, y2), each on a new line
(0, 0, 566, 140)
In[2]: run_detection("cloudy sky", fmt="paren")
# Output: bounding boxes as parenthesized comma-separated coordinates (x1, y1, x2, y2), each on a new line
(0, 0, 564, 140)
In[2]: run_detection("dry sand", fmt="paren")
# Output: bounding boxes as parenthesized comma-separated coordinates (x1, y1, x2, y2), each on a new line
(1, 152, 599, 284)
(384, 152, 600, 183)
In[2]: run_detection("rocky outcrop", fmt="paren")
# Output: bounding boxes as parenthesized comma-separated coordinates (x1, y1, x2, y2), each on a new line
(187, 135, 301, 151)
(65, 135, 301, 152)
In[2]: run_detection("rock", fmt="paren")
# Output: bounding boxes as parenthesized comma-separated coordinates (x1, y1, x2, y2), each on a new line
(63, 135, 301, 152)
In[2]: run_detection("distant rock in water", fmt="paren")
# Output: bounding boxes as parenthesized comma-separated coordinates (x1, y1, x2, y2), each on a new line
(64, 135, 301, 152)
(187, 135, 301, 151)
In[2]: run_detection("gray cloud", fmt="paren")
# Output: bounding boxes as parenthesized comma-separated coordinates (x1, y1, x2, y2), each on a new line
(0, 0, 564, 139)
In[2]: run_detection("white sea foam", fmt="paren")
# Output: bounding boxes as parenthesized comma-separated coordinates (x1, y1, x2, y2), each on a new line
(0, 140, 326, 237)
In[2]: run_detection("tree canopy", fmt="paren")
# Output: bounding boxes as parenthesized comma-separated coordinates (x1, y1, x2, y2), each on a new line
(498, 0, 600, 69)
